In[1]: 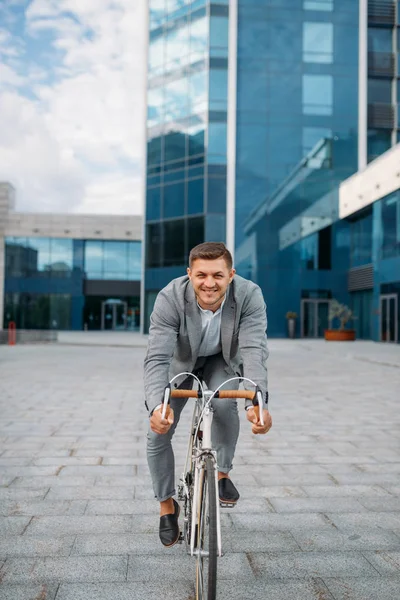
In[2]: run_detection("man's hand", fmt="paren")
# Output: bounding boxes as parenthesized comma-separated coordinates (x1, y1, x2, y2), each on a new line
(150, 405, 174, 435)
(246, 406, 272, 435)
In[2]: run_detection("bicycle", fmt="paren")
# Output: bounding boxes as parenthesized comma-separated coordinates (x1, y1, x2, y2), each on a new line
(161, 373, 265, 600)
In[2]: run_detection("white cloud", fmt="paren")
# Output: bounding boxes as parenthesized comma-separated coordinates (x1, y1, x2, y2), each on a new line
(0, 0, 147, 215)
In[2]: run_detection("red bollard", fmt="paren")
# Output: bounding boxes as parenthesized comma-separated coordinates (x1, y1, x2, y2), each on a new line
(8, 321, 16, 346)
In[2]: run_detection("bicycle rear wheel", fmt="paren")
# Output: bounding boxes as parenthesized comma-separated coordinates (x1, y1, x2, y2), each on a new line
(195, 455, 217, 600)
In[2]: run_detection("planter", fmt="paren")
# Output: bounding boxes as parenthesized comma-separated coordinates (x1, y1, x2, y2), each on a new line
(287, 318, 296, 339)
(324, 329, 356, 342)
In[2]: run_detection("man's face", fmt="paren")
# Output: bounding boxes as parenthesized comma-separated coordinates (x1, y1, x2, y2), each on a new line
(187, 258, 235, 311)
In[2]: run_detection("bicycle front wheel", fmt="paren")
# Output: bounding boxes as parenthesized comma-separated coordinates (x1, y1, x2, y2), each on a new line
(195, 455, 218, 600)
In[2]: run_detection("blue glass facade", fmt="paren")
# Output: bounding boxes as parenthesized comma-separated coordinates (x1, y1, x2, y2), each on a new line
(145, 0, 230, 327)
(144, 0, 400, 342)
(4, 238, 141, 331)
(236, 0, 358, 337)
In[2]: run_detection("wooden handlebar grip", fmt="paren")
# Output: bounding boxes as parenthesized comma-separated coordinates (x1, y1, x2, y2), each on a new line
(170, 389, 199, 398)
(218, 390, 255, 399)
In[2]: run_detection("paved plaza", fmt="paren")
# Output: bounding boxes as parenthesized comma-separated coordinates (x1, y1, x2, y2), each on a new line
(0, 336, 400, 600)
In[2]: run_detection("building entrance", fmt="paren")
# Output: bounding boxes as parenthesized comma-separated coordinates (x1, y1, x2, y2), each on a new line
(380, 294, 398, 343)
(301, 299, 330, 338)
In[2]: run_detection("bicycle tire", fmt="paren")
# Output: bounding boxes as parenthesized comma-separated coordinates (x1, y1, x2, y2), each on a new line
(195, 455, 218, 600)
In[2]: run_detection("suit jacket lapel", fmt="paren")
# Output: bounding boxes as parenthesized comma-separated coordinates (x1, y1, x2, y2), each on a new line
(221, 284, 236, 365)
(185, 283, 202, 362)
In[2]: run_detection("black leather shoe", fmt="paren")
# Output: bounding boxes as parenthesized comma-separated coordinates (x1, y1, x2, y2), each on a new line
(159, 499, 180, 547)
(219, 478, 240, 504)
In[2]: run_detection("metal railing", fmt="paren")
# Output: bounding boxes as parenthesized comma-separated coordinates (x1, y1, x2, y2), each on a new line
(368, 51, 395, 77)
(367, 102, 395, 129)
(368, 0, 395, 25)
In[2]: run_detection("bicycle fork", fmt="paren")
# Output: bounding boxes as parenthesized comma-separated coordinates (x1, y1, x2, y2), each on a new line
(189, 402, 223, 558)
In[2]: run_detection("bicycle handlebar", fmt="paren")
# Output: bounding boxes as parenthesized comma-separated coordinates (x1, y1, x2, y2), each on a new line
(170, 389, 255, 399)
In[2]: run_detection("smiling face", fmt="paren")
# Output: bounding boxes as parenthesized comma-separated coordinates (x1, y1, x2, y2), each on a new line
(187, 257, 235, 312)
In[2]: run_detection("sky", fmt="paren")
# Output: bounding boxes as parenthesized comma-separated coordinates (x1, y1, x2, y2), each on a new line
(0, 0, 146, 215)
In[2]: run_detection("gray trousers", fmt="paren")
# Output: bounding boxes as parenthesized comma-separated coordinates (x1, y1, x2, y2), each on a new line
(146, 354, 240, 502)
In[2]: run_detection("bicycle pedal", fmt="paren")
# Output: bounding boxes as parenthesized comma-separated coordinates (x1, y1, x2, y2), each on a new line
(219, 501, 236, 509)
(178, 532, 184, 543)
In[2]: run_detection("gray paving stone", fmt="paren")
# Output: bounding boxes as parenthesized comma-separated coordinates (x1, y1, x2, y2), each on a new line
(230, 512, 329, 531)
(0, 458, 34, 466)
(0, 556, 128, 583)
(269, 498, 367, 513)
(24, 515, 133, 536)
(301, 485, 391, 497)
(323, 576, 400, 600)
(362, 550, 400, 574)
(0, 488, 49, 501)
(10, 477, 96, 488)
(0, 517, 31, 535)
(0, 500, 87, 517)
(32, 457, 101, 466)
(85, 500, 159, 515)
(327, 512, 400, 530)
(0, 584, 59, 600)
(249, 551, 379, 579)
(0, 467, 60, 477)
(223, 530, 301, 553)
(58, 466, 135, 477)
(55, 582, 194, 600)
(0, 476, 14, 486)
(1, 450, 70, 458)
(204, 578, 335, 600)
(358, 497, 400, 511)
(0, 535, 75, 557)
(47, 486, 133, 500)
(71, 533, 170, 555)
(291, 528, 400, 551)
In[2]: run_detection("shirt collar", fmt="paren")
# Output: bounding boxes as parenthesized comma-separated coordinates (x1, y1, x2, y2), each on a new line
(197, 295, 226, 315)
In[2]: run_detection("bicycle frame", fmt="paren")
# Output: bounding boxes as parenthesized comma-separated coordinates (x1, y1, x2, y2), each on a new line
(188, 390, 223, 558)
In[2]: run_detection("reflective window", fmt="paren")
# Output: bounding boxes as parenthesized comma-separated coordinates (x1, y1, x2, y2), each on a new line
(368, 27, 393, 53)
(165, 19, 190, 69)
(303, 127, 332, 154)
(146, 223, 162, 267)
(209, 69, 228, 111)
(188, 70, 207, 114)
(164, 131, 186, 162)
(187, 177, 204, 214)
(85, 241, 103, 278)
(301, 233, 318, 270)
(150, 0, 166, 30)
(368, 78, 392, 103)
(351, 213, 373, 267)
(164, 181, 185, 217)
(190, 16, 208, 62)
(382, 191, 400, 259)
(84, 241, 141, 280)
(208, 122, 227, 162)
(3, 293, 72, 330)
(147, 87, 164, 128)
(149, 35, 164, 77)
(302, 74, 333, 115)
(187, 216, 204, 251)
(5, 237, 73, 278)
(207, 177, 226, 213)
(304, 0, 333, 10)
(210, 16, 229, 58)
(164, 77, 189, 122)
(164, 219, 185, 265)
(303, 22, 333, 63)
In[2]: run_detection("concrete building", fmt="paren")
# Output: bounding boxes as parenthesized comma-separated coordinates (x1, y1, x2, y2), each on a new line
(0, 183, 142, 331)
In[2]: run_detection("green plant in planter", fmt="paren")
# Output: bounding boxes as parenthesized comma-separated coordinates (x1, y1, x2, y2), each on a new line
(328, 299, 355, 331)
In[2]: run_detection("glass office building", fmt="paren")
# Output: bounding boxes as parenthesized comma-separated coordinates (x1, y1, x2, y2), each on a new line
(4, 237, 141, 331)
(144, 0, 400, 342)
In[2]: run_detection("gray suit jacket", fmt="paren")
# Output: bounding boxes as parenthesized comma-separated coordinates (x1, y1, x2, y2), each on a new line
(143, 274, 269, 414)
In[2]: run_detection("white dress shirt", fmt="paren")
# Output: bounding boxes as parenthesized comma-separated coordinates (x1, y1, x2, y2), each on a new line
(197, 297, 226, 357)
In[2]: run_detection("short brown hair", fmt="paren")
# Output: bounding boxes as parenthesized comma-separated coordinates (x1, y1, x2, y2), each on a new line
(189, 242, 233, 270)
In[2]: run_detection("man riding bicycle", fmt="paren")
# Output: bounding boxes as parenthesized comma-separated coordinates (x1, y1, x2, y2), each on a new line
(144, 241, 272, 547)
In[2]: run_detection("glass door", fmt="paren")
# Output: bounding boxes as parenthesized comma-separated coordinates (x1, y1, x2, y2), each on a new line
(301, 299, 331, 338)
(380, 294, 398, 342)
